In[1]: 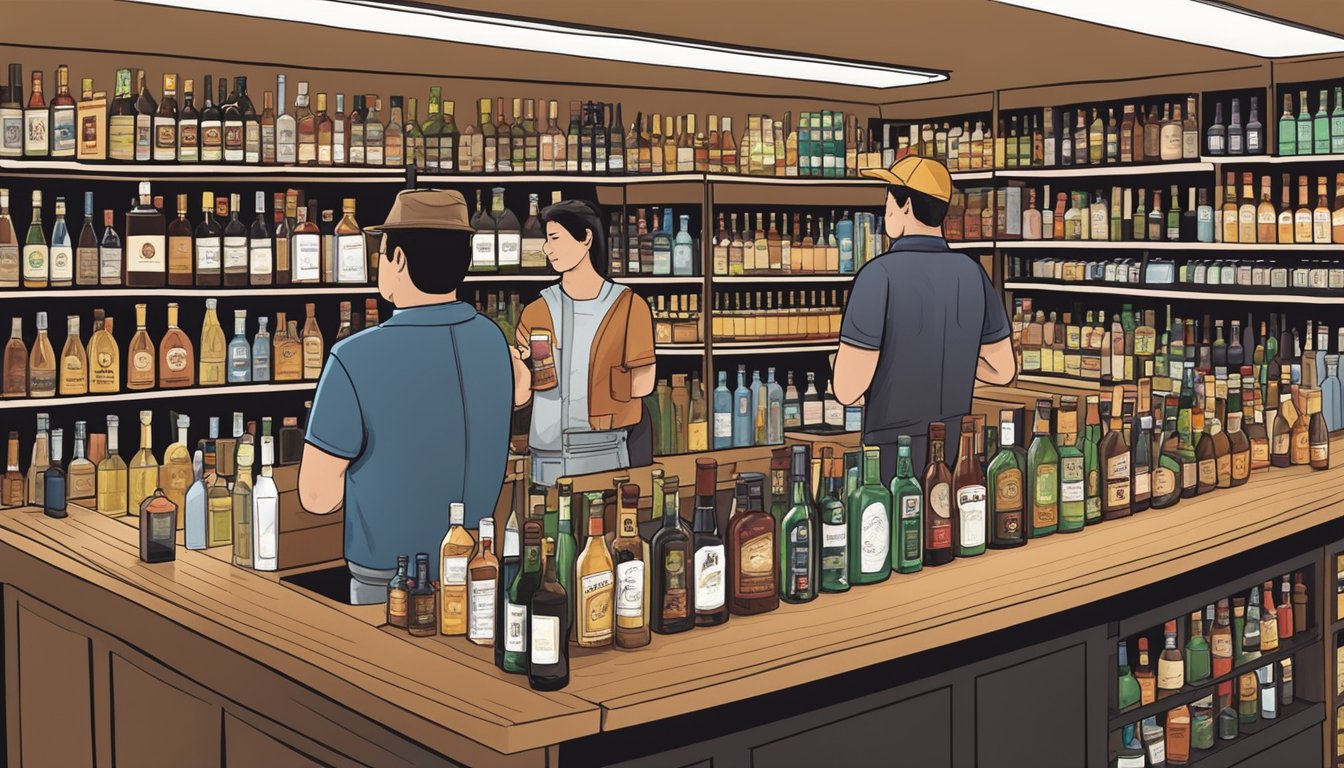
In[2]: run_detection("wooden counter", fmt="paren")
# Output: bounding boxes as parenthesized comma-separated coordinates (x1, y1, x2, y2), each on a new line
(3, 386, 1341, 767)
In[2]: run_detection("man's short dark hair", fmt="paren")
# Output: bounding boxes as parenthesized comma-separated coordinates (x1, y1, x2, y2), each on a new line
(888, 185, 949, 228)
(382, 227, 473, 295)
(539, 198, 607, 278)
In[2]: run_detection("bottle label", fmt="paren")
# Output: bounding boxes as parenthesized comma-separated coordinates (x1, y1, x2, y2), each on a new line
(1312, 443, 1329, 462)
(1198, 459, 1217, 487)
(530, 614, 559, 665)
(929, 482, 951, 549)
(1133, 469, 1151, 497)
(22, 244, 46, 281)
(858, 502, 890, 572)
(898, 494, 923, 560)
(223, 237, 248, 270)
(1032, 464, 1058, 527)
(132, 350, 153, 373)
(737, 528, 775, 597)
(1232, 451, 1249, 479)
(580, 569, 614, 641)
(1, 114, 22, 152)
(1272, 432, 1289, 456)
(821, 521, 846, 575)
(787, 521, 812, 593)
(165, 345, 189, 372)
(468, 579, 494, 641)
(955, 486, 986, 549)
(1060, 457, 1084, 502)
(49, 246, 72, 281)
(661, 548, 689, 619)
(504, 602, 526, 652)
(195, 238, 221, 271)
(126, 234, 165, 273)
(693, 545, 725, 610)
(250, 241, 273, 275)
(497, 234, 521, 268)
(302, 336, 323, 372)
(337, 235, 367, 283)
(713, 412, 731, 439)
(442, 555, 468, 586)
(616, 560, 644, 618)
(293, 235, 321, 281)
(255, 496, 278, 559)
(471, 233, 496, 269)
(1157, 658, 1183, 690)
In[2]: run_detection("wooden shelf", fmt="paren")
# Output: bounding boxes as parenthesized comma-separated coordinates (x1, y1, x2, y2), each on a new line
(1004, 281, 1344, 305)
(419, 172, 707, 185)
(655, 344, 706, 356)
(615, 276, 704, 285)
(948, 241, 997, 249)
(0, 382, 316, 410)
(995, 161, 1214, 178)
(1177, 698, 1319, 768)
(996, 240, 1341, 250)
(1109, 627, 1320, 728)
(1015, 374, 1103, 390)
(1203, 153, 1344, 165)
(462, 273, 555, 283)
(0, 286, 379, 299)
(0, 158, 405, 182)
(711, 340, 837, 354)
(713, 274, 853, 283)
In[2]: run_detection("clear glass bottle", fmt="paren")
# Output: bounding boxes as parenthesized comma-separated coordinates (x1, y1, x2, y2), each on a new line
(96, 415, 127, 516)
(227, 309, 251, 383)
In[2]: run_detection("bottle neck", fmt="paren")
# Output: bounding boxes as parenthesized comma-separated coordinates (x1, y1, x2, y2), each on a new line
(895, 448, 913, 478)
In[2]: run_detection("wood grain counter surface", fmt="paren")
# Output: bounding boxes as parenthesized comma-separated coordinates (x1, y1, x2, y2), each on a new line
(0, 382, 1338, 761)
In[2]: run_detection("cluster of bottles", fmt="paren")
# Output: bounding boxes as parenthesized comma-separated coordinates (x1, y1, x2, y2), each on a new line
(710, 289, 846, 343)
(711, 367, 860, 450)
(1114, 574, 1308, 765)
(0, 185, 371, 290)
(999, 95, 1204, 168)
(1, 299, 379, 398)
(708, 210, 883, 276)
(5, 409, 307, 570)
(1012, 253, 1344, 292)
(1270, 87, 1344, 157)
(607, 206, 701, 277)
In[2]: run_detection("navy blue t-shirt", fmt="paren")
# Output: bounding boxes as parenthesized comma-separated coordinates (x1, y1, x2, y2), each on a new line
(839, 236, 1010, 447)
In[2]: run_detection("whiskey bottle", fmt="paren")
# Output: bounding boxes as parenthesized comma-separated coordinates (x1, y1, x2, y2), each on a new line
(923, 423, 955, 566)
(291, 204, 321, 283)
(467, 517, 499, 646)
(778, 445, 818, 603)
(2, 431, 22, 507)
(42, 429, 65, 518)
(576, 495, 616, 646)
(817, 449, 848, 594)
(335, 198, 366, 284)
(301, 303, 324, 380)
(153, 302, 193, 389)
(127, 410, 158, 516)
(252, 425, 279, 571)
(96, 415, 126, 516)
(439, 501, 473, 636)
(408, 552, 437, 638)
(124, 183, 165, 288)
(160, 414, 192, 528)
(611, 484, 650, 646)
(56, 314, 86, 396)
(205, 417, 231, 547)
(1099, 395, 1132, 520)
(503, 526, 543, 673)
(86, 310, 118, 393)
(28, 312, 55, 398)
(183, 429, 206, 548)
(691, 459, 728, 625)
(724, 473, 777, 616)
(1026, 400, 1059, 537)
(272, 312, 301, 381)
(387, 555, 410, 629)
(1157, 620, 1184, 699)
(231, 429, 254, 568)
(529, 538, 570, 691)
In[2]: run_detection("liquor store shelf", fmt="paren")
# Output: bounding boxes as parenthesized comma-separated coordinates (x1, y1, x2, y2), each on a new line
(994, 160, 1215, 178)
(710, 340, 837, 354)
(5, 413, 1344, 762)
(0, 158, 406, 182)
(995, 241, 1344, 251)
(0, 382, 315, 410)
(1014, 374, 1103, 390)
(0, 286, 380, 298)
(1177, 699, 1320, 768)
(653, 344, 706, 356)
(712, 274, 854, 283)
(1108, 627, 1320, 729)
(1003, 281, 1344, 304)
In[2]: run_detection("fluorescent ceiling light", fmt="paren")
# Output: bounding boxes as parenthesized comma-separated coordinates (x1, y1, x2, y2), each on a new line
(124, 0, 946, 89)
(994, 0, 1344, 57)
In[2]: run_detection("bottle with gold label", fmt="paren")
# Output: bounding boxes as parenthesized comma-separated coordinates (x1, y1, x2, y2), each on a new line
(1290, 386, 1310, 466)
(205, 416, 232, 547)
(96, 415, 127, 516)
(57, 314, 87, 396)
(28, 311, 56, 398)
(439, 501, 474, 636)
(159, 302, 195, 389)
(577, 496, 615, 647)
(198, 298, 226, 386)
(67, 420, 96, 501)
(127, 410, 159, 516)
(1026, 399, 1059, 537)
(271, 312, 301, 381)
(126, 303, 155, 390)
(160, 415, 192, 529)
(231, 429, 254, 568)
(987, 410, 1026, 549)
(2, 431, 23, 507)
(301, 303, 324, 380)
(86, 309, 119, 393)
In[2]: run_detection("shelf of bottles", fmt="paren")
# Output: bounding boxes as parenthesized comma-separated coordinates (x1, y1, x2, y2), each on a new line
(1111, 567, 1317, 767)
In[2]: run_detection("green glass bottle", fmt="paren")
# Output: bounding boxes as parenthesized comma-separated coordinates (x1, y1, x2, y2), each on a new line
(1152, 408, 1183, 509)
(1186, 610, 1212, 685)
(769, 448, 789, 524)
(1331, 86, 1344, 154)
(503, 528, 543, 674)
(1297, 89, 1314, 156)
(986, 411, 1026, 549)
(1177, 367, 1199, 499)
(1117, 641, 1141, 712)
(1082, 395, 1102, 524)
(1057, 396, 1085, 533)
(890, 436, 925, 572)
(553, 480, 578, 635)
(1314, 88, 1331, 154)
(1026, 398, 1059, 537)
(778, 445, 818, 604)
(23, 190, 47, 288)
(818, 448, 849, 594)
(848, 446, 892, 585)
(1278, 92, 1297, 156)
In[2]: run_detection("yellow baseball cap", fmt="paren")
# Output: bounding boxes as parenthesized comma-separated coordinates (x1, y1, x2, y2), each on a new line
(860, 155, 953, 203)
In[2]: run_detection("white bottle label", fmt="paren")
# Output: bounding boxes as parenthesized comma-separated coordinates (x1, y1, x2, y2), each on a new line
(822, 522, 846, 549)
(530, 614, 559, 665)
(503, 529, 520, 558)
(223, 237, 248, 270)
(673, 243, 694, 275)
(468, 579, 495, 642)
(1, 112, 22, 153)
(504, 602, 526, 653)
(956, 485, 986, 549)
(471, 233, 496, 269)
(49, 246, 72, 282)
(293, 234, 321, 281)
(254, 496, 278, 559)
(713, 413, 732, 438)
(250, 241, 273, 276)
(336, 235, 367, 283)
(52, 108, 76, 154)
(442, 555, 468, 586)
(694, 545, 725, 611)
(497, 234, 521, 269)
(22, 244, 47, 280)
(125, 235, 165, 273)
(100, 248, 121, 280)
(196, 237, 221, 270)
(616, 560, 644, 618)
(860, 502, 890, 573)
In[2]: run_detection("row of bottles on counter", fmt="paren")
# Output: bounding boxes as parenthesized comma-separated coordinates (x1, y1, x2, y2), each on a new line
(607, 206, 701, 277)
(1, 62, 871, 177)
(1, 299, 378, 397)
(998, 95, 1205, 168)
(1012, 254, 1344, 292)
(710, 289, 846, 343)
(4, 408, 309, 570)
(0, 184, 371, 289)
(1117, 576, 1308, 714)
(708, 210, 883, 276)
(711, 366, 860, 450)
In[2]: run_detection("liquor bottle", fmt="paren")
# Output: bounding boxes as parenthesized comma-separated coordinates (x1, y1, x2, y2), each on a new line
(775, 444, 819, 603)
(28, 311, 55, 398)
(124, 182, 165, 287)
(197, 298, 226, 385)
(520, 193, 546, 272)
(465, 517, 499, 646)
(575, 495, 616, 646)
(408, 552, 437, 638)
(550, 480, 578, 636)
(1026, 399, 1059, 537)
(984, 409, 1026, 548)
(1207, 598, 1234, 678)
(503, 526, 543, 673)
(1187, 611, 1211, 686)
(1, 432, 22, 507)
(193, 74, 220, 163)
(846, 445, 892, 578)
(66, 421, 94, 502)
(1260, 581, 1279, 652)
(126, 410, 158, 516)
(1157, 620, 1184, 699)
(733, 366, 753, 446)
(296, 83, 316, 166)
(364, 95, 384, 167)
(612, 483, 651, 647)
(242, 426, 275, 570)
(651, 478, 694, 632)
(331, 198, 366, 283)
(226, 310, 251, 383)
(42, 429, 66, 518)
(22, 414, 49, 507)
(1242, 589, 1262, 664)
(876, 436, 924, 574)
(438, 501, 473, 636)
(1135, 636, 1156, 705)
(923, 423, 955, 566)
(47, 196, 72, 288)
(1308, 387, 1329, 470)
(94, 415, 127, 516)
(153, 302, 194, 389)
(23, 189, 47, 289)
(148, 72, 177, 162)
(1099, 396, 1132, 520)
(529, 538, 569, 691)
(2, 317, 23, 398)
(1117, 641, 1141, 711)
(221, 77, 243, 163)
(725, 472, 778, 615)
(0, 188, 17, 288)
(348, 94, 366, 166)
(272, 75, 295, 166)
(291, 202, 321, 283)
(231, 428, 254, 568)
(23, 69, 48, 157)
(1055, 397, 1085, 532)
(157, 414, 192, 529)
(1278, 93, 1297, 156)
(386, 555, 410, 629)
(688, 459, 728, 625)
(56, 314, 86, 396)
(817, 449, 848, 593)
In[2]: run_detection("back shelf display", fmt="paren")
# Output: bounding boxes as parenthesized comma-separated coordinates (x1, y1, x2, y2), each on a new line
(999, 93, 1205, 170)
(711, 288, 846, 344)
(1008, 253, 1344, 293)
(709, 207, 883, 276)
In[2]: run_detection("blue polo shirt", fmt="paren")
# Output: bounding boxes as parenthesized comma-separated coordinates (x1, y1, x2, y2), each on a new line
(305, 301, 513, 582)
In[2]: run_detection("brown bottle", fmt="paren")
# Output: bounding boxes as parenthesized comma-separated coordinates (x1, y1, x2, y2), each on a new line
(923, 423, 954, 566)
(2, 431, 23, 507)
(726, 473, 778, 617)
(1099, 390, 1131, 520)
(158, 302, 195, 389)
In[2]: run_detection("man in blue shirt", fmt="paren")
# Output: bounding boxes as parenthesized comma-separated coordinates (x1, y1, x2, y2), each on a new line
(299, 189, 513, 604)
(833, 156, 1017, 482)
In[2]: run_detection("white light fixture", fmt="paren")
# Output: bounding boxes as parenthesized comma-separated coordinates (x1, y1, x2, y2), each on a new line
(124, 0, 946, 89)
(994, 0, 1344, 57)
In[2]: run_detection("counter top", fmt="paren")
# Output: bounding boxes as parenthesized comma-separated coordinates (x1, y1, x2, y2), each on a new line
(1, 383, 1339, 762)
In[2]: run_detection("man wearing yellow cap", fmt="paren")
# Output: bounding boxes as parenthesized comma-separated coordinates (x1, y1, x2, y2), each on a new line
(832, 156, 1017, 479)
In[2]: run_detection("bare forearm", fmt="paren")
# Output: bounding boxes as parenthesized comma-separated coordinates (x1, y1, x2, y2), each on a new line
(512, 356, 534, 408)
(630, 364, 656, 399)
(976, 355, 1014, 386)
